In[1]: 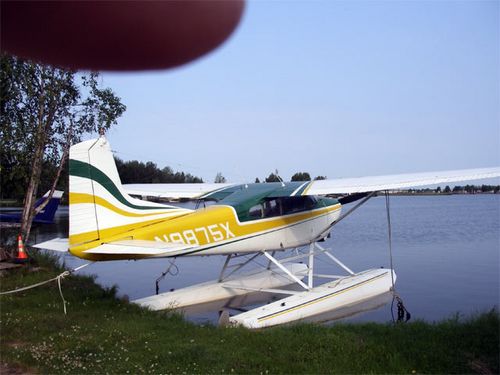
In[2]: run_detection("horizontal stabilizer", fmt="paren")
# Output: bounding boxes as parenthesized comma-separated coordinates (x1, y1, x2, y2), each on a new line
(33, 238, 69, 252)
(83, 240, 194, 257)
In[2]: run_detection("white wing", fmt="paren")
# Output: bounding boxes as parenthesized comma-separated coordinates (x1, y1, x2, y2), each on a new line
(123, 183, 236, 199)
(122, 167, 499, 199)
(302, 167, 500, 195)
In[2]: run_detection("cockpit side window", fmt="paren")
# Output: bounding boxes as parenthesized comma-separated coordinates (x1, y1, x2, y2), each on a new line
(248, 203, 264, 219)
(304, 196, 317, 209)
(281, 196, 318, 215)
(248, 196, 320, 221)
(263, 199, 281, 218)
(282, 197, 302, 214)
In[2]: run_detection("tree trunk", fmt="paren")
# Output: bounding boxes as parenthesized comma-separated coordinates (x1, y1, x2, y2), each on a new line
(20, 77, 57, 243)
(20, 117, 47, 242)
(34, 131, 71, 215)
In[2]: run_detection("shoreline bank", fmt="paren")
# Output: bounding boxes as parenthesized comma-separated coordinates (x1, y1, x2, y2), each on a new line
(1, 252, 498, 374)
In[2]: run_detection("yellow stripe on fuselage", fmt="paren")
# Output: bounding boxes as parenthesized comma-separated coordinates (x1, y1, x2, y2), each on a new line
(69, 203, 341, 260)
(69, 216, 178, 247)
(124, 203, 341, 246)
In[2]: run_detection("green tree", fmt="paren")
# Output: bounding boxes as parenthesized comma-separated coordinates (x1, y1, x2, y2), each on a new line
(115, 157, 202, 183)
(481, 184, 496, 193)
(291, 172, 311, 181)
(443, 185, 451, 193)
(255, 177, 260, 183)
(265, 173, 281, 183)
(214, 172, 226, 183)
(464, 185, 474, 194)
(0, 55, 126, 240)
(314, 175, 327, 180)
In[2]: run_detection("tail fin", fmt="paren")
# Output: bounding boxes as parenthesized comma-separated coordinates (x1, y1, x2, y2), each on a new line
(0, 190, 63, 224)
(69, 137, 192, 246)
(33, 190, 64, 223)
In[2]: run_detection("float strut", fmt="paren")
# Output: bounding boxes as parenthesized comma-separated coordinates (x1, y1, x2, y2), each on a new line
(262, 251, 310, 290)
(308, 243, 314, 288)
(219, 255, 233, 282)
(315, 243, 355, 276)
(267, 251, 276, 270)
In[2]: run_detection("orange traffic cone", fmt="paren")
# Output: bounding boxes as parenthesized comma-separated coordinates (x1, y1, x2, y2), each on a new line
(15, 234, 28, 263)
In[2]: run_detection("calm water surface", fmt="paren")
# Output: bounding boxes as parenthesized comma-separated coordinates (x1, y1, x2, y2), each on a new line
(31, 195, 499, 324)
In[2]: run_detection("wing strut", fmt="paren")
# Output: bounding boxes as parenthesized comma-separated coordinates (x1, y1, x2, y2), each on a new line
(330, 191, 377, 229)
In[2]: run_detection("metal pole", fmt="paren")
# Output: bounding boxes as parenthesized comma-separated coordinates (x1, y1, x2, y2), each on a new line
(385, 191, 395, 290)
(329, 191, 377, 228)
(267, 250, 276, 270)
(262, 251, 310, 290)
(315, 243, 355, 275)
(218, 254, 232, 282)
(308, 243, 314, 288)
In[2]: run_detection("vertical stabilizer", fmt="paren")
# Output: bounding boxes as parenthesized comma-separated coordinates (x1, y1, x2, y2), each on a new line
(69, 137, 191, 246)
(33, 190, 64, 223)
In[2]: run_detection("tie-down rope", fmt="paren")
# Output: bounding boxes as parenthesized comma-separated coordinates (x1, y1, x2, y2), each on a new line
(384, 191, 411, 323)
(0, 262, 93, 314)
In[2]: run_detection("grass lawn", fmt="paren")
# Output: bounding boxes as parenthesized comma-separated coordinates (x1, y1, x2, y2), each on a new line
(1, 252, 498, 374)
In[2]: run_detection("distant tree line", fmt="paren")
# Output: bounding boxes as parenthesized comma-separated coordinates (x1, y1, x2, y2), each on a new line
(406, 185, 500, 194)
(252, 172, 327, 183)
(0, 157, 205, 202)
(451, 185, 500, 193)
(115, 157, 203, 184)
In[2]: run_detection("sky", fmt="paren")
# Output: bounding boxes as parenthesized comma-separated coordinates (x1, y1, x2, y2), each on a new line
(99, 0, 499, 183)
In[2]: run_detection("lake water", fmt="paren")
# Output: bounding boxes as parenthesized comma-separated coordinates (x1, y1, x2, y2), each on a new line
(29, 195, 499, 325)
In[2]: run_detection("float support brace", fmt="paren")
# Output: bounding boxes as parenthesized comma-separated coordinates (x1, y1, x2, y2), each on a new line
(218, 254, 233, 282)
(308, 243, 314, 288)
(315, 243, 355, 275)
(263, 251, 310, 290)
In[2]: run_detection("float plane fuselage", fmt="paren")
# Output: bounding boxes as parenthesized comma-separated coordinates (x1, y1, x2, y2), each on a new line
(69, 180, 341, 261)
(35, 137, 499, 264)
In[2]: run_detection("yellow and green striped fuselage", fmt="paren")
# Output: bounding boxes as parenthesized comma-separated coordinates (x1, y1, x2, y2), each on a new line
(69, 202, 342, 261)
(67, 137, 342, 262)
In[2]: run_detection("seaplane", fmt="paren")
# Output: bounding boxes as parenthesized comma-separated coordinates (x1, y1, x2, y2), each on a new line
(35, 137, 500, 328)
(0, 190, 64, 226)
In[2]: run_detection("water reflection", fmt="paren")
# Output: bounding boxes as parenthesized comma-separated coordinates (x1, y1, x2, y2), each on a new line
(179, 291, 285, 325)
(180, 291, 395, 327)
(299, 292, 395, 325)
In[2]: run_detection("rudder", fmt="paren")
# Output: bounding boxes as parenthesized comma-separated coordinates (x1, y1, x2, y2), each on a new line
(69, 137, 191, 246)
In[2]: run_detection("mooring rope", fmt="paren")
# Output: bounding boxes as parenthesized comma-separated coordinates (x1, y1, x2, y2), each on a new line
(384, 190, 411, 323)
(0, 273, 69, 295)
(0, 262, 93, 315)
(155, 259, 179, 295)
